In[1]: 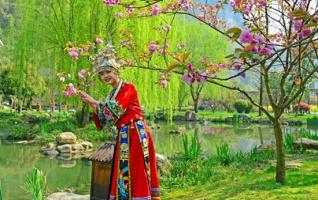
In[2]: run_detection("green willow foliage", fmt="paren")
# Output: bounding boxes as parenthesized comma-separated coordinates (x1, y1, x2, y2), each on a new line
(0, 0, 230, 116)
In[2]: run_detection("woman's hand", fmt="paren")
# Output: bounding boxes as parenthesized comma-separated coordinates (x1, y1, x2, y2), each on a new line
(79, 91, 98, 109)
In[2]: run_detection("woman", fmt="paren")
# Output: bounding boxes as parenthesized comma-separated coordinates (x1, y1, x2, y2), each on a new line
(79, 44, 160, 200)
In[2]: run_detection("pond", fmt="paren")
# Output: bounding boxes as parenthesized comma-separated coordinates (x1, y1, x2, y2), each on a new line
(0, 122, 316, 199)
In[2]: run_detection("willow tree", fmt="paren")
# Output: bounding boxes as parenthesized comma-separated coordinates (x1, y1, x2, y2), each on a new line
(103, 0, 318, 184)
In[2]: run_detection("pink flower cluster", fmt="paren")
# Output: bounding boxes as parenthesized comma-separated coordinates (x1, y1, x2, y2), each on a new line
(159, 72, 170, 88)
(152, 3, 160, 16)
(63, 83, 77, 97)
(293, 20, 311, 40)
(69, 50, 79, 60)
(102, 0, 120, 7)
(178, 0, 193, 10)
(231, 0, 267, 14)
(182, 63, 208, 85)
(77, 68, 91, 80)
(239, 30, 273, 57)
(95, 37, 104, 44)
(148, 42, 159, 53)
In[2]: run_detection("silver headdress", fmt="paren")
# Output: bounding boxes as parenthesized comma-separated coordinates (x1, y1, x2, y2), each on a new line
(92, 41, 120, 73)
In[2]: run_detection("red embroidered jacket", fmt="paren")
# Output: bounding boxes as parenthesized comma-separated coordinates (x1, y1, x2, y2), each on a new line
(93, 83, 144, 130)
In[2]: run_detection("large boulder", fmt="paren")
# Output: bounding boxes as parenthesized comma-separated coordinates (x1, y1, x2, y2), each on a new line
(293, 138, 318, 150)
(48, 192, 89, 200)
(80, 141, 93, 150)
(57, 144, 72, 153)
(156, 154, 172, 176)
(72, 144, 85, 152)
(56, 132, 77, 145)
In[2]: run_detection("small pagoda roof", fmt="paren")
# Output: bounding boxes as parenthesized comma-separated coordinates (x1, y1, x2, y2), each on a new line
(88, 143, 114, 163)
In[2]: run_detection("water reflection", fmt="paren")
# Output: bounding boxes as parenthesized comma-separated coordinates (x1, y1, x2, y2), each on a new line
(0, 143, 91, 200)
(1, 122, 318, 199)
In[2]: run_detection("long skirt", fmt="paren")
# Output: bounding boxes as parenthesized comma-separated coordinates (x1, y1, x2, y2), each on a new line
(109, 120, 160, 200)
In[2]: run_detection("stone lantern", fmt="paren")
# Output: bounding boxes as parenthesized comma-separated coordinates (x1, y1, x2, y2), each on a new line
(88, 143, 115, 200)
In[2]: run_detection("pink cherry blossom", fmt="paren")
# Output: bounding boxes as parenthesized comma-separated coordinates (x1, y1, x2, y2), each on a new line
(115, 12, 123, 18)
(161, 79, 168, 88)
(69, 50, 79, 60)
(103, 0, 120, 7)
(95, 37, 104, 44)
(300, 28, 311, 38)
(294, 20, 302, 32)
(152, 3, 160, 16)
(126, 6, 134, 14)
(259, 45, 273, 56)
(67, 83, 77, 96)
(187, 63, 193, 71)
(233, 61, 242, 70)
(178, 0, 192, 10)
(78, 68, 87, 80)
(148, 42, 159, 52)
(159, 49, 166, 55)
(240, 30, 254, 44)
(182, 73, 195, 85)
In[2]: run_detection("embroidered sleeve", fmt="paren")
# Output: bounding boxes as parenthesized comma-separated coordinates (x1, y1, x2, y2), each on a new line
(93, 100, 126, 130)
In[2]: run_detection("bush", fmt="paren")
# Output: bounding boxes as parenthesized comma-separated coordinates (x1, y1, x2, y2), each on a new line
(233, 100, 253, 113)
(293, 102, 310, 113)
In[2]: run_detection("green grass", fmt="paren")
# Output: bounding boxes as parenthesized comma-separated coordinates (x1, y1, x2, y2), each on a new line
(173, 110, 317, 124)
(162, 158, 318, 199)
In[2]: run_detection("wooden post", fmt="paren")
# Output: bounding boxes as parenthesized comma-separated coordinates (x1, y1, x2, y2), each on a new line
(89, 143, 115, 200)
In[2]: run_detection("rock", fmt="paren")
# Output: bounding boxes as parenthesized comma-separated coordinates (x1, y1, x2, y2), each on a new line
(72, 144, 84, 152)
(56, 132, 77, 145)
(57, 144, 72, 153)
(40, 150, 59, 156)
(185, 111, 199, 121)
(14, 140, 35, 145)
(42, 142, 57, 150)
(256, 144, 275, 153)
(293, 138, 318, 150)
(47, 192, 89, 200)
(156, 154, 172, 176)
(80, 141, 93, 150)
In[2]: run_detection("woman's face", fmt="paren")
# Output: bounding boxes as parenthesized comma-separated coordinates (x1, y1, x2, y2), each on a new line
(98, 68, 119, 85)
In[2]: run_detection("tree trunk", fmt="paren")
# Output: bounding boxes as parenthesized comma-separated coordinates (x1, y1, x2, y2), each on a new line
(259, 75, 263, 116)
(78, 103, 90, 128)
(273, 119, 285, 184)
(193, 98, 198, 113)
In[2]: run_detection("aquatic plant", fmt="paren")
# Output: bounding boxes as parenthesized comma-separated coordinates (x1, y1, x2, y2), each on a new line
(216, 143, 233, 166)
(25, 168, 46, 200)
(182, 133, 201, 160)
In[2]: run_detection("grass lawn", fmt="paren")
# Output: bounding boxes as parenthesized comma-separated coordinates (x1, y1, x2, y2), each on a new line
(162, 158, 318, 199)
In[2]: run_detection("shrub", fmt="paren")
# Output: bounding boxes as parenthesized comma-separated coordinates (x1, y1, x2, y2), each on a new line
(233, 100, 252, 113)
(293, 102, 310, 113)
